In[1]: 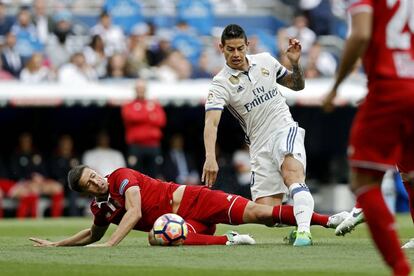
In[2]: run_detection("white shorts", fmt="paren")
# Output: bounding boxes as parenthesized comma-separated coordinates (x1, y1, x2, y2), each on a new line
(250, 124, 307, 201)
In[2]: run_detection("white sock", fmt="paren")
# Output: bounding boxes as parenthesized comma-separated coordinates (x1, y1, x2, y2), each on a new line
(289, 183, 314, 233)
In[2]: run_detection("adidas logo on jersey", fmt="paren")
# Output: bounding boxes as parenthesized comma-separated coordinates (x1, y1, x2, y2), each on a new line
(237, 85, 245, 93)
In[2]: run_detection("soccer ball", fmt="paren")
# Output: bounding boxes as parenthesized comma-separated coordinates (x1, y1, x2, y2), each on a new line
(148, 213, 188, 246)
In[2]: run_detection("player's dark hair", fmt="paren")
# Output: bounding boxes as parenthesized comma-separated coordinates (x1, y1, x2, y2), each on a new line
(67, 165, 88, 192)
(221, 24, 247, 45)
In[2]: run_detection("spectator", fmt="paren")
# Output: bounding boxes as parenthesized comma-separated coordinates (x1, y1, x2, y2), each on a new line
(201, 27, 225, 76)
(121, 79, 166, 178)
(147, 32, 172, 66)
(104, 53, 133, 79)
(171, 21, 203, 66)
(46, 9, 83, 69)
(0, 1, 13, 40)
(90, 11, 126, 56)
(103, 0, 143, 34)
(155, 50, 192, 82)
(58, 52, 97, 83)
(10, 6, 42, 62)
(0, 56, 14, 80)
(163, 133, 199, 185)
(191, 50, 214, 79)
(20, 52, 53, 82)
(9, 132, 64, 218)
(125, 23, 151, 78)
(300, 0, 334, 36)
(304, 42, 337, 78)
(82, 131, 126, 176)
(1, 31, 23, 78)
(277, 14, 316, 60)
(83, 34, 107, 78)
(232, 144, 252, 199)
(32, 0, 53, 44)
(49, 134, 81, 216)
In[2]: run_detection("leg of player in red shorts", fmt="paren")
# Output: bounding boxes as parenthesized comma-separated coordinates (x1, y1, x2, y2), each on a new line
(183, 219, 229, 245)
(179, 187, 344, 231)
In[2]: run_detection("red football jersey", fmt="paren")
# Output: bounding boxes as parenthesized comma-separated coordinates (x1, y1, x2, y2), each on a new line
(348, 0, 414, 80)
(91, 168, 180, 231)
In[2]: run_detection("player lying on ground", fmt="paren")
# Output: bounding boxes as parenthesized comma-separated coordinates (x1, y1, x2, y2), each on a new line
(30, 165, 348, 247)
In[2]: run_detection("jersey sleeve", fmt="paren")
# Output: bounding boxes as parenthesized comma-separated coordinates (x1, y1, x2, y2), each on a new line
(111, 168, 140, 196)
(90, 202, 110, 227)
(263, 52, 288, 81)
(347, 0, 373, 15)
(205, 77, 229, 111)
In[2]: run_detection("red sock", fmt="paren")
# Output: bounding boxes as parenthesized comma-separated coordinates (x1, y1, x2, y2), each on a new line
(403, 182, 414, 223)
(29, 194, 39, 218)
(272, 205, 329, 227)
(51, 192, 64, 217)
(17, 196, 31, 218)
(184, 232, 228, 245)
(357, 186, 411, 276)
(0, 196, 3, 218)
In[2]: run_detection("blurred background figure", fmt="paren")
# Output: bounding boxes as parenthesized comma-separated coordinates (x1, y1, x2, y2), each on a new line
(0, 1, 13, 41)
(1, 31, 22, 78)
(163, 133, 199, 185)
(121, 79, 166, 178)
(32, 0, 52, 44)
(82, 131, 126, 176)
(19, 52, 53, 82)
(304, 42, 337, 79)
(45, 9, 84, 70)
(83, 34, 107, 78)
(232, 144, 252, 199)
(90, 11, 126, 56)
(9, 132, 64, 218)
(155, 50, 192, 82)
(49, 134, 81, 216)
(104, 52, 132, 79)
(10, 6, 42, 64)
(102, 0, 143, 35)
(58, 52, 97, 83)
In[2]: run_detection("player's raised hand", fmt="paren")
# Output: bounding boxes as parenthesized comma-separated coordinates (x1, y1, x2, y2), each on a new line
(286, 38, 302, 64)
(29, 237, 57, 247)
(322, 89, 337, 113)
(202, 158, 219, 188)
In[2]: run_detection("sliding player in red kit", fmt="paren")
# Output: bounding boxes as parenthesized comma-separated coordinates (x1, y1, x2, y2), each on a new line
(323, 0, 414, 275)
(29, 165, 347, 247)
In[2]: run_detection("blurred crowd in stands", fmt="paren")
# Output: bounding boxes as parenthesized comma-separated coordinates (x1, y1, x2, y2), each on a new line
(0, 0, 346, 84)
(0, 0, 348, 218)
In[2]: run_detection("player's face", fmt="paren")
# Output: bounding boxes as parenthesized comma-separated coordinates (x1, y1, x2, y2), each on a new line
(220, 38, 249, 71)
(79, 168, 109, 196)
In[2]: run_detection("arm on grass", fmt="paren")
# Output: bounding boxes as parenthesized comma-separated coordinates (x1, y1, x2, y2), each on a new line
(29, 224, 109, 247)
(87, 186, 142, 247)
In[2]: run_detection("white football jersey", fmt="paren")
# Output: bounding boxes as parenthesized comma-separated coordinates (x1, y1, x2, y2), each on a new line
(205, 52, 296, 154)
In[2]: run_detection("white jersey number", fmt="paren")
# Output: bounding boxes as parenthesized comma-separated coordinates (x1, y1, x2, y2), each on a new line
(386, 0, 414, 50)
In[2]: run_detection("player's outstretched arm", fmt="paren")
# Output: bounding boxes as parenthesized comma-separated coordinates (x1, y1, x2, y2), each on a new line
(278, 38, 305, 91)
(202, 110, 222, 187)
(29, 224, 109, 247)
(87, 186, 142, 247)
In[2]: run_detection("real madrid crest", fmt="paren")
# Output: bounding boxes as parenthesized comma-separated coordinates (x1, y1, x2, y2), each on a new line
(261, 68, 270, 77)
(229, 75, 240, 84)
(207, 92, 214, 103)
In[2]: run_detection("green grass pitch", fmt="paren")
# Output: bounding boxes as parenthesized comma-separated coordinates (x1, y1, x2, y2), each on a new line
(1, 215, 414, 275)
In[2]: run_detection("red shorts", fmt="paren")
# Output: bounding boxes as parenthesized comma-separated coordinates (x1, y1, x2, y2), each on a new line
(177, 186, 249, 225)
(349, 80, 414, 173)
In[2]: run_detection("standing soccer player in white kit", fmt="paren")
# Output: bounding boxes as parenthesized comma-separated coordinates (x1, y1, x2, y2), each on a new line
(202, 24, 314, 246)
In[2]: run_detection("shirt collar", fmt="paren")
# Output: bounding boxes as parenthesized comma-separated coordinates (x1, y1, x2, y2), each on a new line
(224, 55, 256, 76)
